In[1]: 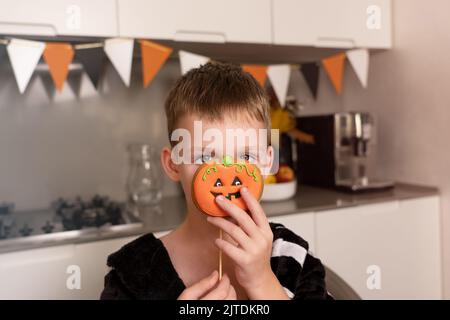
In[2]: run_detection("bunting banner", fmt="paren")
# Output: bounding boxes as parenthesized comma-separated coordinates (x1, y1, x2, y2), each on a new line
(322, 53, 346, 95)
(267, 64, 291, 107)
(0, 36, 371, 97)
(104, 38, 134, 87)
(346, 48, 369, 88)
(242, 64, 268, 87)
(43, 42, 74, 92)
(6, 39, 45, 93)
(140, 40, 172, 88)
(300, 63, 320, 99)
(75, 46, 105, 88)
(179, 50, 209, 75)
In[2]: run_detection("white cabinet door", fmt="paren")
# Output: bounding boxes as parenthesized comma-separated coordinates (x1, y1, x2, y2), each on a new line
(0, 236, 138, 299)
(118, 0, 272, 44)
(0, 0, 118, 37)
(315, 197, 441, 299)
(273, 0, 392, 48)
(0, 245, 76, 299)
(269, 212, 315, 253)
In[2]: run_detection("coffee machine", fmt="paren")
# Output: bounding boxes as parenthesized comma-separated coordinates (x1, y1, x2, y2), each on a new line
(295, 112, 394, 192)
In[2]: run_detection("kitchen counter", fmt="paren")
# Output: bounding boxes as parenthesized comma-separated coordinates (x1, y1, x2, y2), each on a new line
(0, 183, 438, 254)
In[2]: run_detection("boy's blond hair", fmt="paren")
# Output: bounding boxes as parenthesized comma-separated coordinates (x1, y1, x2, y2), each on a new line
(164, 62, 271, 144)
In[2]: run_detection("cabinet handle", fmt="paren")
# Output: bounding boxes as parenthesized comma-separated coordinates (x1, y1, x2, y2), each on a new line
(0, 22, 57, 36)
(316, 37, 355, 48)
(174, 30, 226, 43)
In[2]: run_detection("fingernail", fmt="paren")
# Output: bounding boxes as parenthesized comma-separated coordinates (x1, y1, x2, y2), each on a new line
(216, 195, 225, 201)
(241, 187, 248, 193)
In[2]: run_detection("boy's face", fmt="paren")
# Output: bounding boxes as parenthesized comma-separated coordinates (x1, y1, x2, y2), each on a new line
(162, 113, 273, 215)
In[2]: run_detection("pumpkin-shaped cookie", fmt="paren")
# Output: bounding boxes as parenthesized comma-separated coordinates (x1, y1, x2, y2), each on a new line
(192, 156, 264, 217)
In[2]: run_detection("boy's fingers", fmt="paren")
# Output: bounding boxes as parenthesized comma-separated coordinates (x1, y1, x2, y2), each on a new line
(182, 271, 218, 299)
(215, 237, 247, 266)
(207, 216, 252, 251)
(240, 187, 270, 231)
(201, 274, 231, 300)
(215, 195, 259, 237)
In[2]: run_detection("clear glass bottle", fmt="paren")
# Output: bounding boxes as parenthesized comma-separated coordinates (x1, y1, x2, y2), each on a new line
(126, 144, 163, 214)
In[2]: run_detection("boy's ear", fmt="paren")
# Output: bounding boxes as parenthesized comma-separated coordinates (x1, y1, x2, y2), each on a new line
(161, 147, 180, 182)
(261, 145, 275, 176)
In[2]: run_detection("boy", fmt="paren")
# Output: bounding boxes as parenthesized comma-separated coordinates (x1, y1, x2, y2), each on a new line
(101, 62, 330, 300)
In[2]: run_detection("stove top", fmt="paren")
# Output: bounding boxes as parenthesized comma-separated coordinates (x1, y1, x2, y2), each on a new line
(0, 196, 142, 241)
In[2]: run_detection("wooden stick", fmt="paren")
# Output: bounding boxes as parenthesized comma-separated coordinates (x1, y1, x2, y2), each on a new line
(219, 228, 223, 280)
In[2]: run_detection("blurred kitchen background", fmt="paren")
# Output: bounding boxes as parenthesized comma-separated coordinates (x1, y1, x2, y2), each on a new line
(0, 0, 448, 300)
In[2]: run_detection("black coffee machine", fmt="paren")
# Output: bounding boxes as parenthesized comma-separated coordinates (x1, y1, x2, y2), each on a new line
(295, 112, 394, 192)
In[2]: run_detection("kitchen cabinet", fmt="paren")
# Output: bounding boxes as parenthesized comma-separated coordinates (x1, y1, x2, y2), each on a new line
(117, 0, 272, 44)
(273, 0, 392, 48)
(315, 196, 442, 299)
(0, 236, 137, 299)
(0, 196, 441, 299)
(0, 0, 118, 37)
(269, 212, 315, 253)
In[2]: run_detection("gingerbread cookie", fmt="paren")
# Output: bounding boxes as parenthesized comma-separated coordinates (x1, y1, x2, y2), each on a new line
(192, 155, 264, 217)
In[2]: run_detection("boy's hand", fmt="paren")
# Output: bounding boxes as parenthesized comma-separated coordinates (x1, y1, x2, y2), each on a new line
(207, 187, 289, 300)
(177, 271, 237, 300)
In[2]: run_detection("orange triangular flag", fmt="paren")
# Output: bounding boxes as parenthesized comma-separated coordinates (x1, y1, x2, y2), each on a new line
(322, 53, 346, 95)
(43, 43, 74, 91)
(242, 64, 268, 87)
(140, 40, 172, 88)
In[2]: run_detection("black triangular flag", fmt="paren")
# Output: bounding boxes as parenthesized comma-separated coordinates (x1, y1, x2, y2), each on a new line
(300, 63, 320, 99)
(75, 47, 105, 88)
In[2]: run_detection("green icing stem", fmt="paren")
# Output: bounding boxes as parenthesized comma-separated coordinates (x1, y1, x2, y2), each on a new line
(201, 162, 259, 182)
(202, 165, 218, 181)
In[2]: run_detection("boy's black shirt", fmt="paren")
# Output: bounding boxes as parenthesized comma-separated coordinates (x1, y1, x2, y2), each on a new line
(100, 223, 332, 300)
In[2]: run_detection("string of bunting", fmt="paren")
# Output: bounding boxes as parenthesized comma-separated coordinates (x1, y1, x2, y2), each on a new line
(0, 37, 370, 105)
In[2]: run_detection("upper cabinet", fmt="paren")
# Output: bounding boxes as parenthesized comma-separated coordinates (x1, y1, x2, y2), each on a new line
(0, 0, 118, 37)
(0, 0, 392, 49)
(273, 0, 392, 48)
(118, 0, 272, 44)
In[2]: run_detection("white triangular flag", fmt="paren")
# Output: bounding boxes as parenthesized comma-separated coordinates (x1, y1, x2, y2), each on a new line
(267, 64, 291, 107)
(104, 38, 134, 87)
(179, 50, 209, 75)
(7, 39, 45, 93)
(346, 49, 369, 88)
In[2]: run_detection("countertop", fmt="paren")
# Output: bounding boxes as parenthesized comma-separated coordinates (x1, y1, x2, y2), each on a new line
(0, 183, 439, 254)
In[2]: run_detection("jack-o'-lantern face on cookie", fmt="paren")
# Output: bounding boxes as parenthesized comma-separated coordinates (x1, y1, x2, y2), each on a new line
(192, 155, 264, 217)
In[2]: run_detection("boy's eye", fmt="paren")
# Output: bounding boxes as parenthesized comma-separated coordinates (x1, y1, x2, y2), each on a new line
(239, 153, 256, 163)
(214, 178, 223, 187)
(231, 177, 242, 186)
(194, 154, 213, 164)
